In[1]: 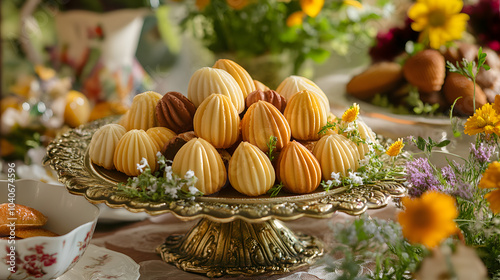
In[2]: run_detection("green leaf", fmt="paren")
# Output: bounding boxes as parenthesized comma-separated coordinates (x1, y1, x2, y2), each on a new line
(436, 140, 451, 148)
(307, 48, 330, 63)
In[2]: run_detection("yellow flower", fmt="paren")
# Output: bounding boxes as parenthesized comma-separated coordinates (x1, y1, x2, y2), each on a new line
(196, 0, 210, 11)
(386, 138, 404, 157)
(342, 103, 360, 123)
(463, 103, 500, 135)
(479, 161, 500, 214)
(343, 0, 363, 9)
(398, 191, 458, 248)
(408, 0, 469, 49)
(287, 11, 305, 27)
(34, 65, 56, 81)
(226, 0, 250, 10)
(300, 0, 324, 18)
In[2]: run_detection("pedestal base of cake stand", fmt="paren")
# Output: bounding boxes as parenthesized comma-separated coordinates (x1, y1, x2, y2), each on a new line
(156, 217, 324, 277)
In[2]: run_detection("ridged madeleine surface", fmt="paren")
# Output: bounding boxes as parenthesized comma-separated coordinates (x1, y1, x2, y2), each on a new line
(246, 89, 286, 112)
(114, 129, 159, 176)
(355, 120, 377, 158)
(228, 142, 275, 196)
(146, 127, 177, 151)
(187, 67, 245, 113)
(89, 124, 126, 169)
(213, 59, 256, 97)
(193, 94, 240, 149)
(241, 100, 291, 152)
(277, 141, 322, 194)
(172, 138, 226, 195)
(312, 134, 360, 179)
(155, 91, 196, 133)
(120, 91, 162, 131)
(284, 90, 328, 140)
(276, 75, 329, 112)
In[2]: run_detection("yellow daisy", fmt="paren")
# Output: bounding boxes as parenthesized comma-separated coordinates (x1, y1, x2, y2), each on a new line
(287, 11, 305, 27)
(463, 103, 500, 136)
(485, 190, 500, 214)
(398, 191, 458, 248)
(408, 0, 469, 49)
(342, 103, 360, 123)
(226, 0, 250, 10)
(386, 138, 404, 157)
(479, 161, 500, 214)
(300, 0, 324, 18)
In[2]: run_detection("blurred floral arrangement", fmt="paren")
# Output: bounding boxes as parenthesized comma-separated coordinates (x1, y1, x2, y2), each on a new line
(347, 0, 500, 117)
(178, 0, 392, 76)
(326, 53, 500, 279)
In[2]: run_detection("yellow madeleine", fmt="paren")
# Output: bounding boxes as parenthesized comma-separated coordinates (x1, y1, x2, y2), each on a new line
(120, 91, 162, 131)
(193, 94, 241, 149)
(89, 124, 127, 169)
(284, 90, 328, 141)
(172, 138, 227, 195)
(313, 134, 360, 179)
(213, 59, 256, 98)
(228, 142, 275, 196)
(146, 127, 177, 151)
(114, 129, 159, 176)
(276, 75, 329, 112)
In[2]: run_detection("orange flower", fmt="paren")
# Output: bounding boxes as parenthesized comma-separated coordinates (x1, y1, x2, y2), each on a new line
(478, 161, 500, 214)
(493, 95, 500, 114)
(343, 0, 363, 9)
(300, 0, 324, 18)
(398, 191, 458, 248)
(287, 11, 305, 27)
(386, 138, 404, 157)
(226, 0, 250, 10)
(341, 103, 360, 123)
(196, 0, 210, 11)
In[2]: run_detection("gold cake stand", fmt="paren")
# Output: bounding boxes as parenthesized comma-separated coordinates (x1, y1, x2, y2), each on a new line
(43, 117, 407, 277)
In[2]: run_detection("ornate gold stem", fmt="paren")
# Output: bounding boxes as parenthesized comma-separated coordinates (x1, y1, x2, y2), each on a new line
(156, 218, 324, 277)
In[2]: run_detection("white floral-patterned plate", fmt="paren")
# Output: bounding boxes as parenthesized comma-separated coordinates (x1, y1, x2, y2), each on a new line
(57, 245, 140, 280)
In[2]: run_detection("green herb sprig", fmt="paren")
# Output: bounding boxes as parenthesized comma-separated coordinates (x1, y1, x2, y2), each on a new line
(266, 136, 278, 161)
(267, 182, 284, 197)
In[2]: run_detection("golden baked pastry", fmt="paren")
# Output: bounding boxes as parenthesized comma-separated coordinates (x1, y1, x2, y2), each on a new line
(346, 62, 403, 100)
(0, 204, 48, 235)
(120, 91, 163, 131)
(114, 129, 159, 176)
(213, 59, 256, 97)
(193, 94, 241, 149)
(277, 141, 322, 194)
(146, 127, 177, 151)
(284, 90, 328, 141)
(172, 138, 227, 195)
(15, 228, 59, 238)
(187, 67, 245, 113)
(354, 120, 377, 159)
(276, 75, 330, 112)
(245, 89, 286, 113)
(443, 73, 487, 116)
(89, 124, 127, 170)
(241, 100, 291, 152)
(403, 49, 446, 93)
(228, 142, 275, 196)
(312, 134, 360, 179)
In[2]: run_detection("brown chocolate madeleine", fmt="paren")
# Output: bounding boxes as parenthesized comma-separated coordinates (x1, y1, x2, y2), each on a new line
(155, 91, 196, 133)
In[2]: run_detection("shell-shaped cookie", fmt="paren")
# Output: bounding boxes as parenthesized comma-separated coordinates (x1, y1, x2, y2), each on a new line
(284, 90, 328, 141)
(276, 75, 329, 112)
(312, 134, 360, 179)
(120, 91, 163, 131)
(193, 94, 240, 149)
(241, 100, 291, 152)
(89, 124, 127, 169)
(187, 67, 245, 113)
(146, 127, 177, 151)
(354, 120, 377, 158)
(213, 59, 256, 98)
(114, 129, 159, 176)
(172, 138, 227, 195)
(155, 91, 196, 133)
(228, 142, 275, 196)
(245, 89, 286, 113)
(254, 80, 270, 91)
(443, 72, 487, 116)
(403, 49, 446, 93)
(277, 141, 322, 194)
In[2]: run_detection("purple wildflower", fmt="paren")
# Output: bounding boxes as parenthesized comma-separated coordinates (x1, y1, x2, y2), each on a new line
(441, 166, 457, 186)
(406, 157, 443, 197)
(449, 181, 474, 200)
(470, 142, 496, 164)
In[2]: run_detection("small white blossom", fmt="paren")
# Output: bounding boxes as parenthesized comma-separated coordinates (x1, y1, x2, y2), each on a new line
(330, 172, 342, 185)
(359, 155, 371, 166)
(157, 152, 166, 165)
(137, 157, 148, 173)
(148, 182, 158, 193)
(185, 170, 195, 179)
(164, 185, 178, 199)
(188, 186, 199, 195)
(344, 124, 355, 133)
(348, 171, 363, 185)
